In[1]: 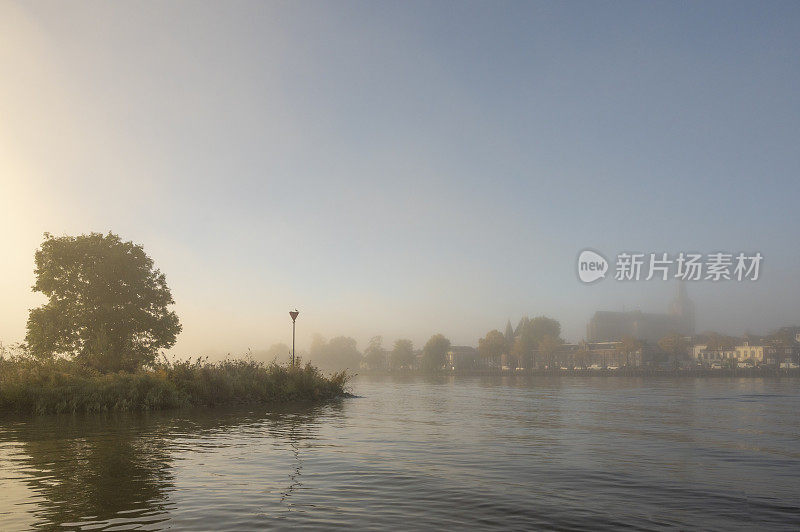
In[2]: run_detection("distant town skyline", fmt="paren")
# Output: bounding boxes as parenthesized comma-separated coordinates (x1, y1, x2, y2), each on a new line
(2, 2, 799, 356)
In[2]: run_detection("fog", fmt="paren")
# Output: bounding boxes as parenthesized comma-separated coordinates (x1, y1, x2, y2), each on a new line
(2, 2, 798, 360)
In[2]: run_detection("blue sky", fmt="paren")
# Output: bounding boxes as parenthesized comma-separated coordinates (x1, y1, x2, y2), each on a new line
(1, 1, 799, 355)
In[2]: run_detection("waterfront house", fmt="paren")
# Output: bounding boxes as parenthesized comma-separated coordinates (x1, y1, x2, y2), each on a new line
(446, 346, 479, 371)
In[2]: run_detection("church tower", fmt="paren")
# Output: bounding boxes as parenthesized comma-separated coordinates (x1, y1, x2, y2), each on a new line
(669, 281, 696, 336)
(504, 320, 515, 347)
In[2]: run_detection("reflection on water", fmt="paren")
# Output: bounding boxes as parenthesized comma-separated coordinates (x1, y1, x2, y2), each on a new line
(278, 412, 312, 505)
(1, 377, 799, 530)
(0, 404, 341, 530)
(8, 414, 174, 529)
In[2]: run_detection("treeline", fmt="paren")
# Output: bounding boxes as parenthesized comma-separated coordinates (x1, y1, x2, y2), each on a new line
(268, 315, 565, 372)
(262, 333, 454, 372)
(477, 316, 562, 368)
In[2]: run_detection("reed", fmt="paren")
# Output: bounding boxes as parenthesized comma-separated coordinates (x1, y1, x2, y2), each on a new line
(0, 355, 350, 415)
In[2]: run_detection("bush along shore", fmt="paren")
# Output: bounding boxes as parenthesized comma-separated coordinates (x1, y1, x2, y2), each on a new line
(0, 355, 351, 415)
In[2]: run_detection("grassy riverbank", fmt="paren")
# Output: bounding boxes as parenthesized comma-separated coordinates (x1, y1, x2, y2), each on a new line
(0, 356, 350, 415)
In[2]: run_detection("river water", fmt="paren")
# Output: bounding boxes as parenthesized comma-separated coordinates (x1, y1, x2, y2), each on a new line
(1, 376, 799, 530)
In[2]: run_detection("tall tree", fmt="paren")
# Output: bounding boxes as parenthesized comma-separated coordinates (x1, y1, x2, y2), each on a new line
(262, 342, 291, 362)
(26, 232, 181, 372)
(619, 336, 642, 366)
(514, 316, 562, 369)
(309, 334, 328, 363)
(574, 345, 591, 370)
(658, 333, 689, 369)
(538, 334, 563, 369)
(363, 336, 387, 371)
(422, 334, 450, 372)
(478, 330, 506, 367)
(514, 322, 537, 368)
(529, 316, 561, 343)
(310, 335, 361, 371)
(515, 316, 530, 337)
(390, 339, 415, 370)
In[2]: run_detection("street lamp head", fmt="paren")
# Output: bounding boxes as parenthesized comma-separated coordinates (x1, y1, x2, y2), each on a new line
(288, 309, 299, 367)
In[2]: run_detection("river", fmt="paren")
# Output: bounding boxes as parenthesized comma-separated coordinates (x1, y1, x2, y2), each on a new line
(1, 376, 799, 530)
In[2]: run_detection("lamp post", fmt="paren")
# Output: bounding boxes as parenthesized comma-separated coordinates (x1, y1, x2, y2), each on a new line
(289, 309, 299, 367)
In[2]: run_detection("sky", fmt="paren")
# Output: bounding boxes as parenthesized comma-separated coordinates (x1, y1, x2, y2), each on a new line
(1, 1, 799, 358)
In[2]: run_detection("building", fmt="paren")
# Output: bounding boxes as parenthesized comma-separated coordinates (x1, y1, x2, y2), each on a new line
(769, 326, 800, 364)
(693, 338, 777, 367)
(692, 344, 737, 365)
(734, 340, 767, 364)
(535, 341, 646, 369)
(587, 283, 695, 343)
(446, 346, 479, 371)
(669, 282, 696, 334)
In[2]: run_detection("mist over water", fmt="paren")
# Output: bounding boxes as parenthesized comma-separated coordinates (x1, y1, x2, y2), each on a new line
(1, 3, 799, 530)
(2, 376, 799, 530)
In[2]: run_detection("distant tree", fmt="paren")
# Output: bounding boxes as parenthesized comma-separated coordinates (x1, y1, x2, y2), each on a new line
(25, 232, 181, 372)
(619, 336, 642, 366)
(529, 316, 561, 343)
(328, 336, 362, 370)
(514, 316, 562, 368)
(422, 334, 450, 372)
(538, 334, 562, 369)
(478, 330, 507, 367)
(510, 337, 523, 368)
(363, 336, 387, 371)
(262, 342, 291, 362)
(310, 335, 361, 371)
(515, 316, 530, 337)
(390, 339, 415, 370)
(658, 333, 690, 369)
(514, 322, 537, 368)
(309, 334, 328, 360)
(574, 346, 591, 370)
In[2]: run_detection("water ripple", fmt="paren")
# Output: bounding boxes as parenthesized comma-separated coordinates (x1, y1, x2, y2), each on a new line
(0, 377, 799, 530)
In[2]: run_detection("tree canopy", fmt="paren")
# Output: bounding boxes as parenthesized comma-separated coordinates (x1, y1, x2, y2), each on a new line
(537, 334, 563, 367)
(25, 232, 181, 372)
(478, 330, 506, 366)
(363, 336, 388, 370)
(260, 342, 291, 362)
(529, 316, 561, 342)
(659, 333, 690, 368)
(658, 333, 689, 356)
(309, 334, 362, 371)
(422, 334, 450, 372)
(511, 315, 562, 368)
(390, 339, 415, 370)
